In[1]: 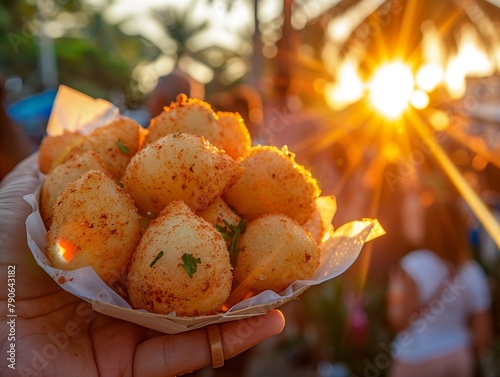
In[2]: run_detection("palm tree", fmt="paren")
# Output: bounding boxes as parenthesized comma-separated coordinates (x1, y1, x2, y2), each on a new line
(155, 0, 210, 60)
(327, 0, 500, 78)
(152, 0, 251, 90)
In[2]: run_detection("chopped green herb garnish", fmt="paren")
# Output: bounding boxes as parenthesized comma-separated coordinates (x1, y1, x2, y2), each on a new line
(150, 250, 164, 267)
(180, 253, 201, 278)
(117, 139, 130, 154)
(216, 219, 246, 266)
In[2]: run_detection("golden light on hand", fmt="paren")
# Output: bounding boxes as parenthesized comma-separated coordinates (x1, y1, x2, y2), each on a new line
(368, 62, 415, 119)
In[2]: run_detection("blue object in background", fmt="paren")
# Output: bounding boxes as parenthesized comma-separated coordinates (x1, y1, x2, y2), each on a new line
(6, 88, 57, 143)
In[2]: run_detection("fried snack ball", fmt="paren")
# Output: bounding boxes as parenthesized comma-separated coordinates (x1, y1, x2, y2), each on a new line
(223, 145, 320, 225)
(216, 111, 251, 160)
(40, 151, 109, 228)
(197, 197, 241, 229)
(38, 131, 85, 174)
(45, 170, 141, 285)
(144, 94, 224, 149)
(122, 133, 244, 217)
(127, 200, 233, 316)
(66, 116, 144, 179)
(229, 214, 320, 303)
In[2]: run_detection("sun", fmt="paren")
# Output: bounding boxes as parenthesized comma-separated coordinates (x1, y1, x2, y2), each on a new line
(368, 62, 415, 119)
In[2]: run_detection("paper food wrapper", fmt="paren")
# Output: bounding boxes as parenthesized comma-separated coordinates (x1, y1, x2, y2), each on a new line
(25, 85, 385, 334)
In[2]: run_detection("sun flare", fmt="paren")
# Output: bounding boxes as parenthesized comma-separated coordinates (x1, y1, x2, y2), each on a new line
(368, 62, 415, 119)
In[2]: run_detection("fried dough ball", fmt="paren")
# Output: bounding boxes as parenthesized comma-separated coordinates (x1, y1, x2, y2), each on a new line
(127, 200, 233, 316)
(197, 197, 241, 229)
(216, 111, 251, 160)
(230, 214, 320, 300)
(223, 145, 320, 225)
(38, 131, 85, 174)
(66, 116, 144, 179)
(145, 94, 224, 149)
(45, 170, 141, 285)
(122, 133, 244, 217)
(40, 151, 109, 228)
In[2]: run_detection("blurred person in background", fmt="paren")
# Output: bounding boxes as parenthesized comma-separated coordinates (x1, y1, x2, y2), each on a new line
(145, 70, 205, 120)
(386, 197, 493, 377)
(0, 76, 35, 182)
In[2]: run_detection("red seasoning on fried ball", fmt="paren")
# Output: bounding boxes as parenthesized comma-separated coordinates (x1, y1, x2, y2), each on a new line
(224, 145, 320, 225)
(38, 131, 85, 174)
(127, 200, 233, 316)
(122, 132, 243, 217)
(145, 94, 224, 149)
(64, 116, 145, 180)
(226, 213, 321, 307)
(45, 170, 141, 285)
(197, 197, 241, 229)
(216, 111, 251, 160)
(40, 151, 109, 228)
